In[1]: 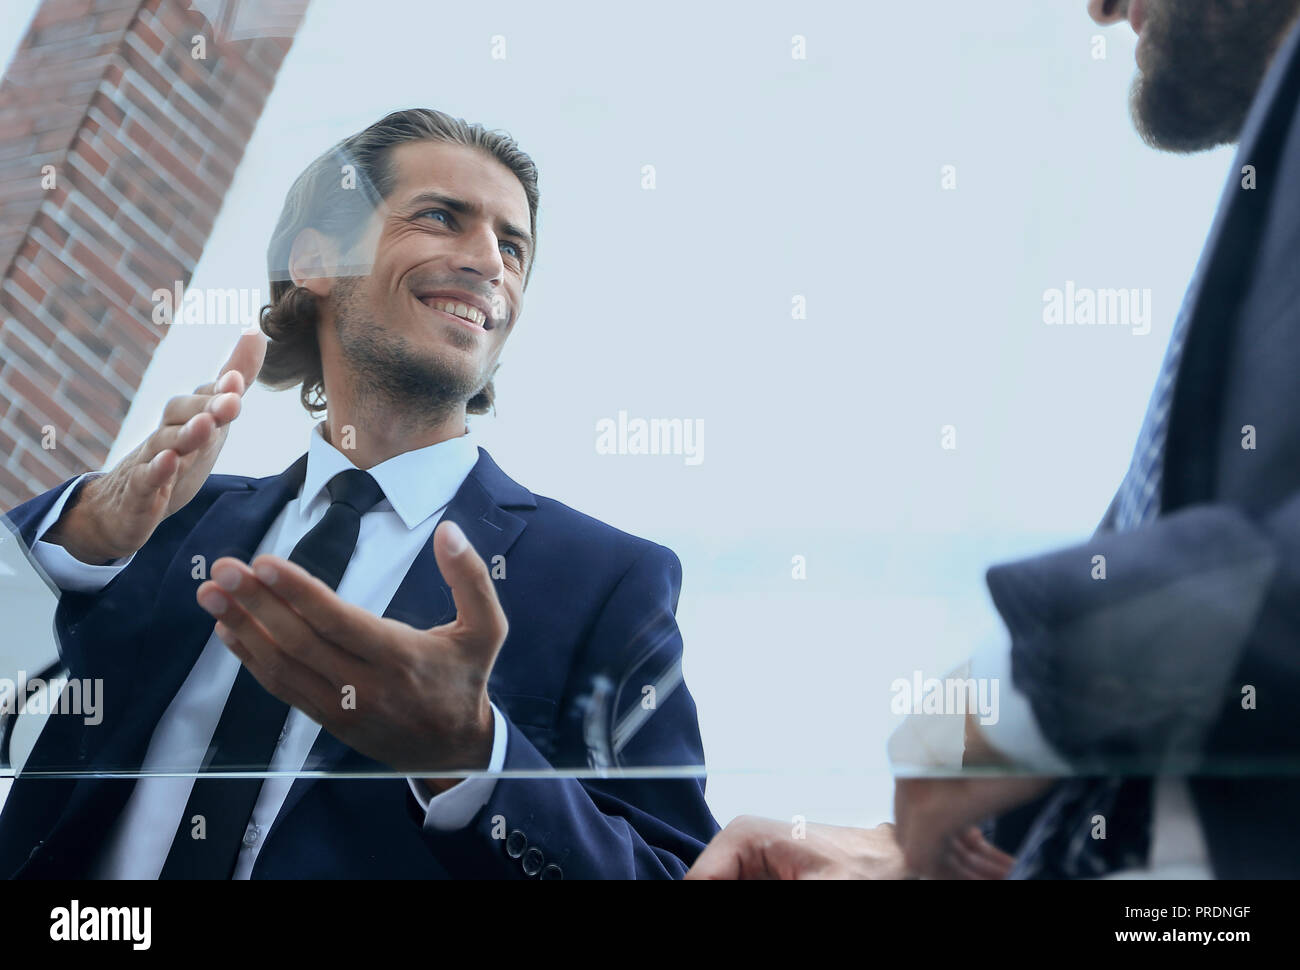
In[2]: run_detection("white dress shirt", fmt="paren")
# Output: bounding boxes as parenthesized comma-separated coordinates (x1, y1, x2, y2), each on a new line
(28, 423, 507, 878)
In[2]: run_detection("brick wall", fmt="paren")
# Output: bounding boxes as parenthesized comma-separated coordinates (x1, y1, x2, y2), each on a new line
(0, 0, 309, 508)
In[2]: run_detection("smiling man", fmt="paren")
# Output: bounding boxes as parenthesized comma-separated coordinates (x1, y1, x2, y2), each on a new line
(0, 108, 719, 879)
(690, 0, 1300, 880)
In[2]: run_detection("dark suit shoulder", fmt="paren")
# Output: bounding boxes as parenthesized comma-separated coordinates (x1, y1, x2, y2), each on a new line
(515, 491, 681, 596)
(201, 472, 258, 495)
(154, 472, 256, 537)
(531, 492, 673, 553)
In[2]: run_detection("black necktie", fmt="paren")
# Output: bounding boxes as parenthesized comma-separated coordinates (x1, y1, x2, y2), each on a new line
(159, 469, 386, 879)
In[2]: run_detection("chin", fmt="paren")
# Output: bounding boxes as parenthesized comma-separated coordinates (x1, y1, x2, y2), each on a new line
(1130, 74, 1243, 154)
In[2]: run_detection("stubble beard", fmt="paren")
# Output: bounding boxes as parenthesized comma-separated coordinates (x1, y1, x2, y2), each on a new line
(1130, 0, 1300, 153)
(331, 275, 489, 432)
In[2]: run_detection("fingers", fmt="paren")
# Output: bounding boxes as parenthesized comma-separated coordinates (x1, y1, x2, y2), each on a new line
(684, 832, 746, 880)
(142, 412, 217, 463)
(210, 618, 333, 726)
(136, 448, 179, 494)
(934, 827, 1013, 880)
(139, 375, 245, 469)
(198, 558, 368, 690)
(956, 825, 1016, 878)
(430, 520, 508, 658)
(160, 388, 241, 426)
(219, 331, 267, 388)
(685, 818, 770, 880)
(243, 554, 381, 661)
(127, 335, 261, 486)
(191, 369, 242, 398)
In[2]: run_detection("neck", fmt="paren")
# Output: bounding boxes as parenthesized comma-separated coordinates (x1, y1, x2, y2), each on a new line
(323, 397, 469, 469)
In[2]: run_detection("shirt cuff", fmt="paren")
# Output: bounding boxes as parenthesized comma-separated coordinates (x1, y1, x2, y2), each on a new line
(967, 636, 1072, 772)
(886, 661, 970, 771)
(407, 702, 508, 831)
(30, 474, 136, 594)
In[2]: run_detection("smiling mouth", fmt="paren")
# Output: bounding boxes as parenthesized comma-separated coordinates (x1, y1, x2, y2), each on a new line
(416, 295, 494, 331)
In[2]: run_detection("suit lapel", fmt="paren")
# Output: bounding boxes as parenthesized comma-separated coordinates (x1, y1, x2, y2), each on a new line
(37, 457, 309, 869)
(134, 457, 309, 724)
(1160, 18, 1300, 511)
(264, 448, 534, 855)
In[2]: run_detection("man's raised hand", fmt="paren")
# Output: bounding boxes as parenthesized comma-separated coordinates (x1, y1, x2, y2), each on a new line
(46, 332, 266, 564)
(195, 519, 506, 782)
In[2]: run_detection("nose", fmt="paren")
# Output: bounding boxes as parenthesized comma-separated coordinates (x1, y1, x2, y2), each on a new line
(1087, 0, 1127, 25)
(455, 225, 507, 283)
(448, 232, 509, 324)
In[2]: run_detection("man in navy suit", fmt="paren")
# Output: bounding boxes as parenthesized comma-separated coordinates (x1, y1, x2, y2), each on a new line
(0, 107, 718, 878)
(690, 0, 1300, 879)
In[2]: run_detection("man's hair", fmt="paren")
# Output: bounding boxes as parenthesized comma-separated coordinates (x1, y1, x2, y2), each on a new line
(258, 108, 540, 415)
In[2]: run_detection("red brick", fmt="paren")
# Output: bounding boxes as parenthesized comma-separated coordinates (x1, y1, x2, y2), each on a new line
(11, 268, 46, 304)
(0, 293, 59, 347)
(71, 139, 110, 175)
(109, 350, 144, 387)
(17, 441, 71, 483)
(0, 0, 305, 502)
(1, 330, 50, 376)
(5, 368, 77, 430)
(0, 463, 37, 504)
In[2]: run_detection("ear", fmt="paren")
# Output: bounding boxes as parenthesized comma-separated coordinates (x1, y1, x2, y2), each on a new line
(288, 228, 341, 297)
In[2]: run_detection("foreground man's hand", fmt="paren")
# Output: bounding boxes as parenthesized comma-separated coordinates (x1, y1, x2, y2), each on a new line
(893, 714, 1054, 878)
(684, 815, 1014, 880)
(196, 519, 504, 791)
(46, 332, 266, 564)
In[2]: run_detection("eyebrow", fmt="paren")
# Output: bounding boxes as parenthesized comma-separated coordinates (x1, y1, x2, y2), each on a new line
(404, 191, 532, 259)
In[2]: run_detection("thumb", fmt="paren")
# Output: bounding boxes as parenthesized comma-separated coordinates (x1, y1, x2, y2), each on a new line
(431, 519, 508, 656)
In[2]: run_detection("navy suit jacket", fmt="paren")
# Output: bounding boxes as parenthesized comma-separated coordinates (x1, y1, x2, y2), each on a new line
(986, 16, 1300, 877)
(0, 447, 719, 878)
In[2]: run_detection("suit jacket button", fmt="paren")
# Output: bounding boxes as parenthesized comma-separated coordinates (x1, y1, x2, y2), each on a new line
(540, 864, 563, 880)
(506, 830, 528, 859)
(522, 846, 544, 877)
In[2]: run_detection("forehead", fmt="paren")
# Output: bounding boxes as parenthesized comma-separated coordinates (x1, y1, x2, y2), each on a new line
(385, 139, 530, 227)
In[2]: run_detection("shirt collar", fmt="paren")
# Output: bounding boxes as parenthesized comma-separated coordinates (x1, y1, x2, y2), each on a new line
(300, 423, 480, 531)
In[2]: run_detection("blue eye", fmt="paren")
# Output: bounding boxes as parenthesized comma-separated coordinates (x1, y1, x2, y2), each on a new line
(417, 208, 525, 264)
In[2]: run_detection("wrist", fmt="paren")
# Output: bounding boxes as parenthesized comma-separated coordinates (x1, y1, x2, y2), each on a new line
(46, 480, 120, 565)
(421, 700, 494, 794)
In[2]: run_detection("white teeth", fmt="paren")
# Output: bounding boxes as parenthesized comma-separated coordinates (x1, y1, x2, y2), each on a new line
(427, 298, 486, 327)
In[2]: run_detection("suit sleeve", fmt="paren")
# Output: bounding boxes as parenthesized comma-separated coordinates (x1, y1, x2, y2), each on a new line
(410, 543, 720, 878)
(4, 477, 83, 551)
(984, 495, 1300, 773)
(5, 478, 161, 684)
(14, 474, 138, 593)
